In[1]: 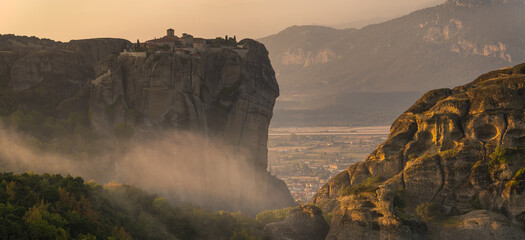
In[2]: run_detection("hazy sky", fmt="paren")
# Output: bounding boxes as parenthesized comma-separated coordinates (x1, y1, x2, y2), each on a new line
(1, 0, 444, 42)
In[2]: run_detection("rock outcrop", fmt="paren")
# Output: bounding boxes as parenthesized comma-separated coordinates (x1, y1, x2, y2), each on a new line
(428, 210, 525, 239)
(88, 39, 295, 213)
(313, 63, 525, 239)
(0, 34, 294, 214)
(263, 205, 329, 240)
(90, 39, 278, 168)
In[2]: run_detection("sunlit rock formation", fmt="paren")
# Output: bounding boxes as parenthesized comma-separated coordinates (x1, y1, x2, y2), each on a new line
(313, 63, 525, 239)
(263, 205, 330, 240)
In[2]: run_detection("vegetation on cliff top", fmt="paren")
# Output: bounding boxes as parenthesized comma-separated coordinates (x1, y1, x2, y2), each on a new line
(255, 206, 295, 226)
(339, 176, 381, 196)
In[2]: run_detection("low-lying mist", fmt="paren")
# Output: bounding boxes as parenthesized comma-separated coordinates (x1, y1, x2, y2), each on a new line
(0, 123, 291, 214)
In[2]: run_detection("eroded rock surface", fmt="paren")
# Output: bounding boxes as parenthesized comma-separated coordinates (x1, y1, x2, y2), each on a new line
(264, 205, 329, 240)
(313, 63, 525, 239)
(429, 210, 524, 240)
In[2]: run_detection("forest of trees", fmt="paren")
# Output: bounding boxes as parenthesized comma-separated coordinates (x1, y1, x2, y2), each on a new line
(0, 172, 296, 239)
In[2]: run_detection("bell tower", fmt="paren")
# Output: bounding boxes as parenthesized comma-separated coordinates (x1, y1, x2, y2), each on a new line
(167, 28, 175, 37)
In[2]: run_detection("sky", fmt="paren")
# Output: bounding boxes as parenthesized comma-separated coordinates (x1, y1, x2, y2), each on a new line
(0, 0, 444, 42)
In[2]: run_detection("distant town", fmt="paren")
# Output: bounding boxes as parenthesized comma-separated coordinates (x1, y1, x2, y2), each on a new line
(121, 28, 246, 57)
(267, 126, 389, 203)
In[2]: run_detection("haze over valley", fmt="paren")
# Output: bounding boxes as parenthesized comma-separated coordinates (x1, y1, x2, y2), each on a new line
(1, 0, 525, 239)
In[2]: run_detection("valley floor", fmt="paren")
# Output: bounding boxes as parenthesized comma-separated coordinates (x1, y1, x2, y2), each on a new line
(267, 126, 389, 202)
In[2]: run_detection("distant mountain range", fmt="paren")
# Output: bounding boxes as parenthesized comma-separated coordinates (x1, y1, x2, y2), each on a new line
(260, 0, 525, 127)
(328, 16, 393, 30)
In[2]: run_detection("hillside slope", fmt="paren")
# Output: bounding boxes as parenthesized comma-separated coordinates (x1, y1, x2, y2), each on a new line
(312, 62, 525, 239)
(260, 0, 525, 126)
(0, 172, 268, 239)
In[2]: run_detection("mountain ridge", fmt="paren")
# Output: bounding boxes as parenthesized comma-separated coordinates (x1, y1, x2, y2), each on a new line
(260, 0, 525, 126)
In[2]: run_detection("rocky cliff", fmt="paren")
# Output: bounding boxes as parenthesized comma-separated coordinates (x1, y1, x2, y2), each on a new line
(0, 34, 294, 214)
(312, 63, 525, 239)
(0, 36, 128, 91)
(89, 39, 294, 213)
(90, 39, 278, 168)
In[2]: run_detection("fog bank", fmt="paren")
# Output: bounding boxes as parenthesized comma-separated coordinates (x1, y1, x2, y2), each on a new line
(0, 124, 291, 214)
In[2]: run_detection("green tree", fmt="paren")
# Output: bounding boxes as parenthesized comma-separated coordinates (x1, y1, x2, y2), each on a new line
(231, 229, 258, 240)
(24, 204, 68, 240)
(0, 203, 24, 238)
(255, 207, 294, 226)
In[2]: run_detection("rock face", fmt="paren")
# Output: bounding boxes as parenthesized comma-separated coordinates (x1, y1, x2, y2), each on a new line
(90, 39, 278, 168)
(312, 63, 525, 239)
(0, 34, 294, 214)
(263, 205, 329, 240)
(429, 210, 525, 240)
(446, 0, 523, 8)
(1, 36, 128, 92)
(89, 39, 295, 213)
